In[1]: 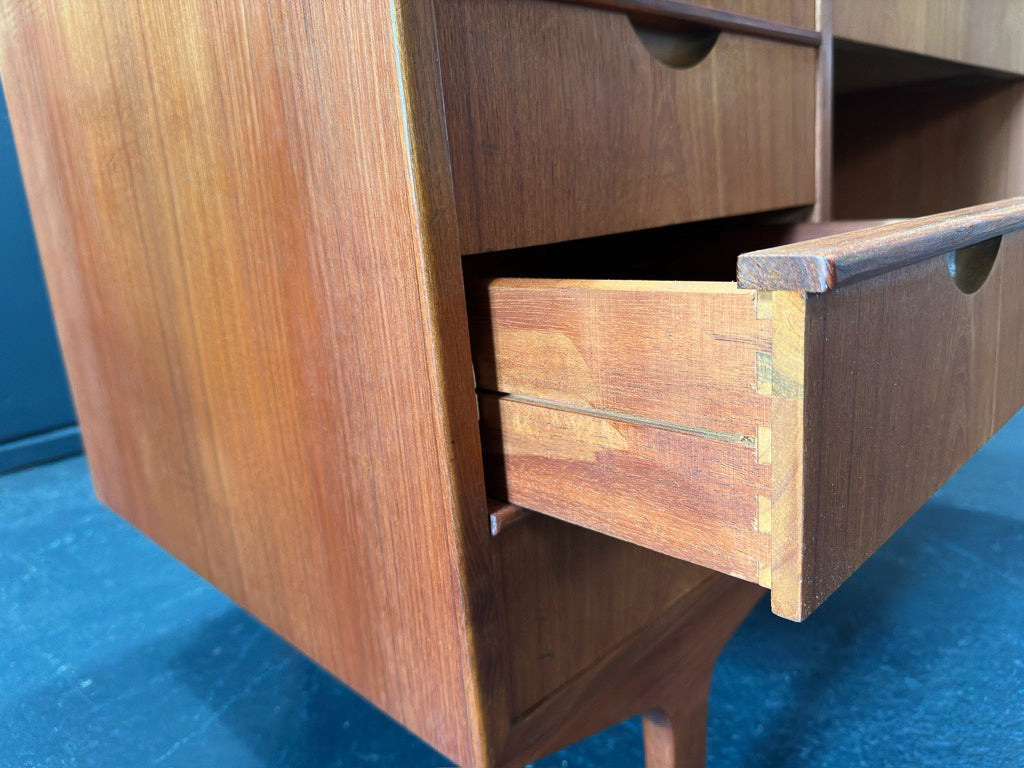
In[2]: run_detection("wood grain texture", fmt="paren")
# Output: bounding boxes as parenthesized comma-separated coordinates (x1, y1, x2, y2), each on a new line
(472, 207, 1024, 622)
(470, 278, 771, 436)
(436, 0, 817, 253)
(493, 568, 765, 767)
(0, 4, 780, 765)
(764, 291, 808, 621)
(562, 0, 820, 44)
(0, 2, 495, 764)
(491, 515, 719, 722)
(833, 81, 1024, 222)
(470, 278, 773, 583)
(738, 198, 1024, 291)
(780, 230, 1024, 618)
(833, 0, 1024, 74)
(479, 394, 770, 583)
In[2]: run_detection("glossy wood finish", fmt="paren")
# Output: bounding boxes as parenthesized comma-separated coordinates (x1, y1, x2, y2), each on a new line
(436, 0, 817, 253)
(833, 0, 1024, 74)
(834, 80, 1024, 221)
(738, 197, 1024, 291)
(471, 206, 1024, 621)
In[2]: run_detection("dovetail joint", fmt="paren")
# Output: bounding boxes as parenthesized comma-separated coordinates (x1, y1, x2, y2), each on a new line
(756, 426, 772, 465)
(755, 351, 773, 396)
(757, 495, 772, 534)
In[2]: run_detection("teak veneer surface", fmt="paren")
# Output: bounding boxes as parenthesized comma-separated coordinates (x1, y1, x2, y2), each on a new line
(436, 0, 817, 253)
(6, 0, 1024, 764)
(834, 0, 1024, 74)
(779, 233, 1024, 617)
(0, 3, 498, 763)
(0, 2, 759, 765)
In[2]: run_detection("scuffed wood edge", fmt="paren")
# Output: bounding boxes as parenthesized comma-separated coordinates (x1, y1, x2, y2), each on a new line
(767, 292, 808, 620)
(738, 197, 1024, 291)
(488, 499, 533, 535)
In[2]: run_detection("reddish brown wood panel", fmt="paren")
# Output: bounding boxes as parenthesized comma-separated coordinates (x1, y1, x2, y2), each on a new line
(478, 392, 770, 583)
(778, 231, 1024, 618)
(494, 570, 765, 768)
(492, 515, 715, 718)
(469, 278, 771, 436)
(0, 3, 493, 764)
(470, 277, 772, 583)
(436, 0, 817, 253)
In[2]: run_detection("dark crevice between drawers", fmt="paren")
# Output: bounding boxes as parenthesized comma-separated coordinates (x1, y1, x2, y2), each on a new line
(461, 205, 813, 282)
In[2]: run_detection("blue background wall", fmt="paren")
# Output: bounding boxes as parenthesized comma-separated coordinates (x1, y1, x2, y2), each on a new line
(0, 84, 81, 472)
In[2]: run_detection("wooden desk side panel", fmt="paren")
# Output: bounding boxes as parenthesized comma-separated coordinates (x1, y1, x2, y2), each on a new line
(0, 2, 492, 764)
(781, 235, 1024, 618)
(833, 0, 1024, 74)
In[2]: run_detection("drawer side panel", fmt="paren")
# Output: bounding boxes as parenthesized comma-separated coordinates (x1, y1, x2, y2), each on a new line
(480, 395, 770, 582)
(471, 277, 773, 583)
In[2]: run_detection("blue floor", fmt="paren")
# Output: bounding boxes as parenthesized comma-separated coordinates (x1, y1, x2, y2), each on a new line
(2, 414, 1023, 768)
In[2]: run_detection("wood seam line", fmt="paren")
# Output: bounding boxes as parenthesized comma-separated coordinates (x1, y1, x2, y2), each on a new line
(755, 290, 774, 588)
(476, 391, 757, 447)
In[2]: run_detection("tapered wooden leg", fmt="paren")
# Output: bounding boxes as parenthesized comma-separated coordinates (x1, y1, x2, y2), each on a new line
(492, 577, 764, 768)
(642, 669, 712, 768)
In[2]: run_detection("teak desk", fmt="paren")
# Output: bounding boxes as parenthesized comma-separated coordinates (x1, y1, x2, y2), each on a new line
(2, 1, 1022, 765)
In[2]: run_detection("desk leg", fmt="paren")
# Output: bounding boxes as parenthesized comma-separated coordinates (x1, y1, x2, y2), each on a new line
(642, 668, 711, 768)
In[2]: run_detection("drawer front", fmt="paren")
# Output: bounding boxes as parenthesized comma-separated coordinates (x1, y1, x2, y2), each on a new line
(436, 0, 817, 253)
(470, 200, 1024, 620)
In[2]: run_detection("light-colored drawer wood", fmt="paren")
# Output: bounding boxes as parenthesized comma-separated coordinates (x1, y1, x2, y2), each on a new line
(834, 0, 1024, 74)
(435, 0, 818, 254)
(469, 198, 1024, 621)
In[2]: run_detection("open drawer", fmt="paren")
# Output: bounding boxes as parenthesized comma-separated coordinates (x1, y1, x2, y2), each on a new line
(468, 198, 1024, 620)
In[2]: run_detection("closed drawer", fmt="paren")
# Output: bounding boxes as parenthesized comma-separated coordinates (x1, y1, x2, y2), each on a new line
(468, 198, 1024, 620)
(435, 0, 819, 254)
